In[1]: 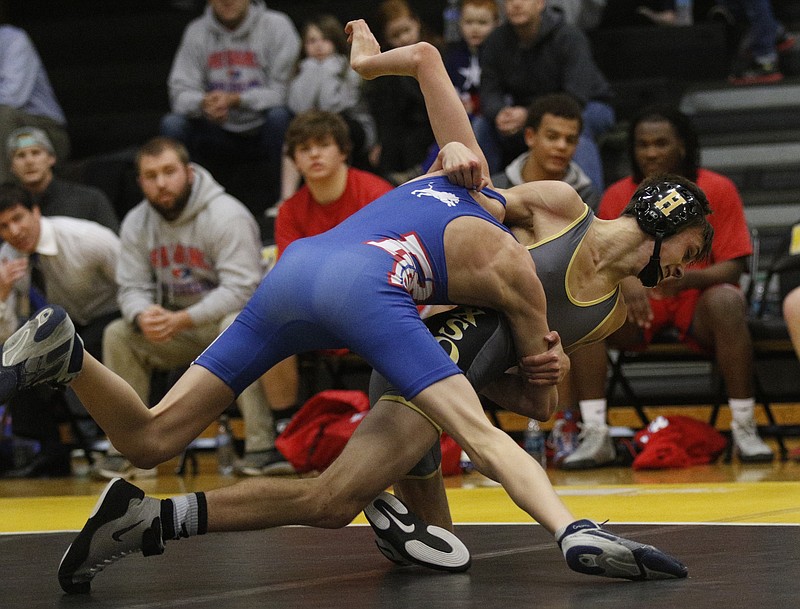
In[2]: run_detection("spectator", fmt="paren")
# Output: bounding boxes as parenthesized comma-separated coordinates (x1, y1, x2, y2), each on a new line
(564, 104, 772, 469)
(94, 137, 289, 480)
(286, 14, 377, 176)
(0, 25, 70, 183)
(712, 0, 796, 85)
(0, 183, 120, 477)
(256, 110, 394, 458)
(549, 0, 608, 30)
(480, 0, 615, 192)
(490, 92, 599, 209)
(161, 0, 300, 211)
(7, 127, 119, 231)
(442, 0, 501, 173)
(366, 0, 439, 185)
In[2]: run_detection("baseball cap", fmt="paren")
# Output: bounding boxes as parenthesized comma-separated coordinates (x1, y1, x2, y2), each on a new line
(7, 127, 56, 159)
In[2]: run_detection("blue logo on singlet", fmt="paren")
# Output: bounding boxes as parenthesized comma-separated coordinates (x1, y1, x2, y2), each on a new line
(410, 183, 459, 207)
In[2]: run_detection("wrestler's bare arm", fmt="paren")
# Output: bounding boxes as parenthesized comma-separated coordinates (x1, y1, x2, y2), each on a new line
(347, 19, 489, 184)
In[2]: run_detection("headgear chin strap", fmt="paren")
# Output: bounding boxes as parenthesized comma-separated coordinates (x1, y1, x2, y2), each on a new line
(637, 234, 663, 288)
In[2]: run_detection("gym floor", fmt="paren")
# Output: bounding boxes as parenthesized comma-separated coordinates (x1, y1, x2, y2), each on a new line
(2, 440, 800, 609)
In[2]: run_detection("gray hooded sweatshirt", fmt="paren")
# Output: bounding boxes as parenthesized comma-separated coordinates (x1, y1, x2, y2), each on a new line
(116, 163, 263, 326)
(491, 150, 600, 210)
(167, 0, 300, 133)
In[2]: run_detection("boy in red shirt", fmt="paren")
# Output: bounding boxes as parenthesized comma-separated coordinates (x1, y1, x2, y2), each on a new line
(245, 111, 393, 475)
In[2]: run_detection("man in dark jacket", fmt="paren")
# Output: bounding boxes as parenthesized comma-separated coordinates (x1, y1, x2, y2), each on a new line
(481, 0, 615, 191)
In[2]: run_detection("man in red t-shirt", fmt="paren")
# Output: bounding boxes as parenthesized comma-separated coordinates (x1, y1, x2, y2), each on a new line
(243, 111, 392, 476)
(562, 104, 773, 469)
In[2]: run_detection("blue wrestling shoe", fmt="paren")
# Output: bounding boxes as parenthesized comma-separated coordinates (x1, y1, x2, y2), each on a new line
(58, 478, 165, 594)
(0, 305, 83, 402)
(557, 519, 688, 580)
(364, 491, 471, 573)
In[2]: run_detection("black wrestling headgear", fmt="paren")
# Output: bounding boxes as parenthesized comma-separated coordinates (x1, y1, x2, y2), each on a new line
(633, 181, 703, 287)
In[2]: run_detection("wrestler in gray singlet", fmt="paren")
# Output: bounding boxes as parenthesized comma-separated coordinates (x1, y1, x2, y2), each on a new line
(368, 205, 622, 477)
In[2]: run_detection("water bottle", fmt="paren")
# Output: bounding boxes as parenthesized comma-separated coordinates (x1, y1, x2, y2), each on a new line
(443, 0, 461, 44)
(674, 0, 693, 26)
(523, 418, 547, 468)
(216, 415, 235, 476)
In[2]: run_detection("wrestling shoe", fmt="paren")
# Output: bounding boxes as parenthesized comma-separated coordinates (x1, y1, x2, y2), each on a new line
(731, 419, 774, 463)
(560, 423, 615, 470)
(364, 491, 471, 573)
(557, 519, 688, 580)
(234, 449, 295, 476)
(58, 477, 165, 594)
(92, 453, 158, 481)
(0, 305, 83, 403)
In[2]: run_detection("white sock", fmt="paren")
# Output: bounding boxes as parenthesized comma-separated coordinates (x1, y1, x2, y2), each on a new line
(578, 399, 608, 427)
(171, 493, 200, 539)
(729, 398, 756, 426)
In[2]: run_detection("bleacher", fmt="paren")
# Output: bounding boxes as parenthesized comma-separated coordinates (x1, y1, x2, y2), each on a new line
(6, 0, 800, 451)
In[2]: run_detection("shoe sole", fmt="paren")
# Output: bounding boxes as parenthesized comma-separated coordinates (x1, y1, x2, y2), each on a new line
(0, 306, 82, 402)
(562, 529, 688, 580)
(560, 454, 615, 470)
(58, 478, 139, 594)
(737, 452, 775, 463)
(364, 492, 471, 573)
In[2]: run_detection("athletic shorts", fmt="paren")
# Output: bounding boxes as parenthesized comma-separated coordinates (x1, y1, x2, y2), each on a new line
(640, 289, 702, 351)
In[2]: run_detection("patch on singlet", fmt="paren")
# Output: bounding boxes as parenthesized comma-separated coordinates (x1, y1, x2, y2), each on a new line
(410, 182, 460, 207)
(367, 232, 435, 301)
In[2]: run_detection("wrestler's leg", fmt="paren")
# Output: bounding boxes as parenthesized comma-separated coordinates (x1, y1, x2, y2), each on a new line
(393, 473, 453, 531)
(204, 398, 441, 531)
(411, 374, 574, 534)
(70, 353, 235, 468)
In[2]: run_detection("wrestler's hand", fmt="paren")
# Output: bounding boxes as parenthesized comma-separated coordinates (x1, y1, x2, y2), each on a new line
(437, 142, 489, 190)
(518, 331, 569, 386)
(346, 19, 382, 80)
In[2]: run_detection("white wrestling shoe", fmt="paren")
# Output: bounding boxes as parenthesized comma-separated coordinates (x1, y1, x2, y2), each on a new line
(0, 305, 83, 403)
(557, 519, 688, 580)
(58, 478, 165, 594)
(364, 492, 471, 573)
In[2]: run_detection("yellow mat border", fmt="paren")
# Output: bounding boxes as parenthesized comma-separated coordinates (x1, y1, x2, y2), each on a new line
(2, 481, 799, 533)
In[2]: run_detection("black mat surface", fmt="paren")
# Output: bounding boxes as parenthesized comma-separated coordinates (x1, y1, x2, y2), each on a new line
(2, 524, 798, 609)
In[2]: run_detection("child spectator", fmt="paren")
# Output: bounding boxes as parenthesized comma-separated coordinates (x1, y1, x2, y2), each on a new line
(260, 111, 394, 450)
(443, 0, 501, 173)
(287, 14, 377, 173)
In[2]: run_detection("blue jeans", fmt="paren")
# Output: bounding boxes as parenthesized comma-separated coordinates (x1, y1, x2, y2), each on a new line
(718, 0, 779, 61)
(160, 106, 292, 206)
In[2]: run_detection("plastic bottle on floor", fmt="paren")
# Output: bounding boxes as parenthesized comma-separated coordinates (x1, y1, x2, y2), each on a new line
(524, 419, 547, 468)
(216, 416, 235, 476)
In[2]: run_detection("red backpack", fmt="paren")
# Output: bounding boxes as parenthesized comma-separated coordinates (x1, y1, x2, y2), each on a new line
(275, 390, 370, 473)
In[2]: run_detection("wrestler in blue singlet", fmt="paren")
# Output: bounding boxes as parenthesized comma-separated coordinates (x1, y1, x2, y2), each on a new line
(194, 175, 510, 400)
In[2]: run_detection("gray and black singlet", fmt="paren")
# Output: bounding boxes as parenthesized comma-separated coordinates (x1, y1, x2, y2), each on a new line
(368, 205, 622, 477)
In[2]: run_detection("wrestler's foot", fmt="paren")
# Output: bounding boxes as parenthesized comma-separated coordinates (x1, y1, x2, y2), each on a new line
(557, 519, 688, 580)
(58, 478, 165, 594)
(364, 491, 471, 573)
(0, 305, 83, 403)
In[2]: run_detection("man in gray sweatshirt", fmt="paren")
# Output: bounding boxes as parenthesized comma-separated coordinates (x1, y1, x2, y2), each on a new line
(160, 0, 300, 210)
(94, 136, 290, 480)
